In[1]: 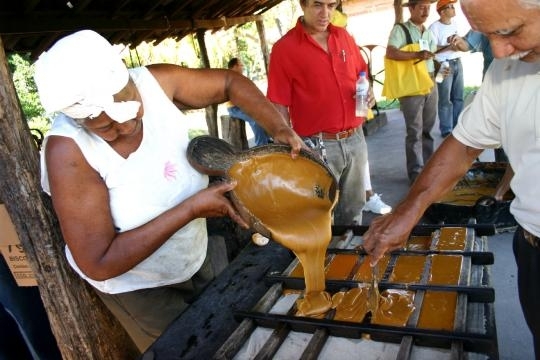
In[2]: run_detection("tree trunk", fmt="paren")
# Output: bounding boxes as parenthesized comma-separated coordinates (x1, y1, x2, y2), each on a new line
(394, 0, 404, 24)
(196, 29, 219, 138)
(256, 19, 270, 75)
(0, 36, 139, 359)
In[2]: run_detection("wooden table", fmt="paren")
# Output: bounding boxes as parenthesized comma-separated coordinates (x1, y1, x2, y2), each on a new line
(142, 241, 293, 360)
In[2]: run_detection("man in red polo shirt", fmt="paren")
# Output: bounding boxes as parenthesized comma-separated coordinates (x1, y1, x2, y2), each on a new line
(267, 0, 371, 225)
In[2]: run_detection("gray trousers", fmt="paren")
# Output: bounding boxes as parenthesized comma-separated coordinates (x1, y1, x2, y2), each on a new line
(306, 130, 367, 225)
(399, 85, 438, 183)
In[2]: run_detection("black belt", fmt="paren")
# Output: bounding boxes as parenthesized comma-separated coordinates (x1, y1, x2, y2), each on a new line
(446, 58, 461, 63)
(522, 227, 540, 248)
(319, 127, 358, 140)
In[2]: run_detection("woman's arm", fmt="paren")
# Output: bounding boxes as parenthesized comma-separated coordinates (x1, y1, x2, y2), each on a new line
(148, 64, 305, 156)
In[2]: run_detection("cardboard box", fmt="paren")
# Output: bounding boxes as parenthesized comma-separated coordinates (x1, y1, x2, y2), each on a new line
(0, 204, 38, 286)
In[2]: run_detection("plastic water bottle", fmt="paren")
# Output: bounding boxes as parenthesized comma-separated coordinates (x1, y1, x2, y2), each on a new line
(355, 71, 369, 117)
(435, 61, 450, 83)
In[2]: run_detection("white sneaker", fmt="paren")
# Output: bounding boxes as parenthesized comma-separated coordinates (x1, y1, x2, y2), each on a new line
(363, 193, 392, 214)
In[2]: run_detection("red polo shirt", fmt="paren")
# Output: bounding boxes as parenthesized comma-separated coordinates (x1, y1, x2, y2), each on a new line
(267, 18, 368, 137)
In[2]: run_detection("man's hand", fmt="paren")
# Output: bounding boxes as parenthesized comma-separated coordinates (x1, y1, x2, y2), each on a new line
(417, 50, 434, 61)
(361, 211, 416, 265)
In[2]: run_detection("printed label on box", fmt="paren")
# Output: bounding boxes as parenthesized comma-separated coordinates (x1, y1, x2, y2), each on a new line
(1, 244, 38, 286)
(0, 205, 38, 286)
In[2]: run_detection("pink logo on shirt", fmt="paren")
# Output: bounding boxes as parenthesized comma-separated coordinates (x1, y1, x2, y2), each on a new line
(163, 161, 177, 181)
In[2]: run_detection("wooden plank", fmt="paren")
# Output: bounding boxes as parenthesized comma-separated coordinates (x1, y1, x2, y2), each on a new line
(146, 242, 294, 360)
(214, 283, 283, 360)
(220, 115, 249, 151)
(299, 328, 329, 360)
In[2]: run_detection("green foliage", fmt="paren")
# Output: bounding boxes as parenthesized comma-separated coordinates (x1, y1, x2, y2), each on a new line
(376, 98, 400, 110)
(8, 53, 50, 134)
(123, 38, 201, 68)
(123, 0, 302, 80)
(464, 85, 480, 100)
(188, 128, 209, 139)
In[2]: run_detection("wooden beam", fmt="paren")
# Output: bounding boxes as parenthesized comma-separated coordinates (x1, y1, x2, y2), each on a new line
(0, 14, 263, 36)
(194, 15, 263, 29)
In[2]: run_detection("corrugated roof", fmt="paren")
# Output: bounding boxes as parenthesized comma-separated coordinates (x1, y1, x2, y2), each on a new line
(0, 0, 284, 58)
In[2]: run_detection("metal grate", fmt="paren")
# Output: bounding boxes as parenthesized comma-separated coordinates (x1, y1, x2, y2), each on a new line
(214, 225, 499, 360)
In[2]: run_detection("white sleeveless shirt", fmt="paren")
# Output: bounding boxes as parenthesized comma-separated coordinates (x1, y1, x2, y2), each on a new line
(41, 67, 209, 294)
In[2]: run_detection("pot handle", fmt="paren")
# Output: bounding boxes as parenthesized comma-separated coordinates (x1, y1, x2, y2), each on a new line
(187, 135, 238, 176)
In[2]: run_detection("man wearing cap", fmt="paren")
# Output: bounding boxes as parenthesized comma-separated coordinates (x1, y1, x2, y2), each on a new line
(385, 0, 438, 185)
(364, 0, 540, 356)
(34, 29, 304, 352)
(429, 0, 464, 137)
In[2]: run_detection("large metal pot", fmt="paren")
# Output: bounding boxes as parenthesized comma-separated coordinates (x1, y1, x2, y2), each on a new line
(187, 136, 338, 239)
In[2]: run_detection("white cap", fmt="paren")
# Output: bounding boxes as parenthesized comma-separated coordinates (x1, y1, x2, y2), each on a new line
(34, 29, 140, 123)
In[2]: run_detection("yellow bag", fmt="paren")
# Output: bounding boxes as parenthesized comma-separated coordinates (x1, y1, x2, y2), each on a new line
(382, 43, 434, 100)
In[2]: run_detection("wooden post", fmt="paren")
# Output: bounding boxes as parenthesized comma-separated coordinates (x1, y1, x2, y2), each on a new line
(220, 115, 249, 150)
(394, 0, 404, 24)
(196, 29, 219, 138)
(0, 36, 138, 359)
(256, 19, 270, 75)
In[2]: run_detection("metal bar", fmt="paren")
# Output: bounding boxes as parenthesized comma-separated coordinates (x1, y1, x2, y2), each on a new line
(328, 228, 354, 249)
(331, 224, 496, 237)
(326, 248, 494, 265)
(265, 276, 495, 303)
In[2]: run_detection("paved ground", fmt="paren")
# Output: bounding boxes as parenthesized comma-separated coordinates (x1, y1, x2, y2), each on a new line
(362, 109, 534, 360)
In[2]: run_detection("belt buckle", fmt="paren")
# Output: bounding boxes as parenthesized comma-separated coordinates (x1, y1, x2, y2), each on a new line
(335, 130, 348, 140)
(523, 228, 540, 248)
(338, 127, 356, 140)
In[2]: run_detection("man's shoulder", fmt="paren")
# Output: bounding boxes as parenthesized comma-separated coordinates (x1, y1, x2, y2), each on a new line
(274, 26, 299, 44)
(273, 26, 303, 53)
(390, 21, 413, 35)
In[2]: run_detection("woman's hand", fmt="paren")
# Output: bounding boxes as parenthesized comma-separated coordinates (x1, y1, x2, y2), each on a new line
(187, 181, 249, 228)
(271, 127, 307, 159)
